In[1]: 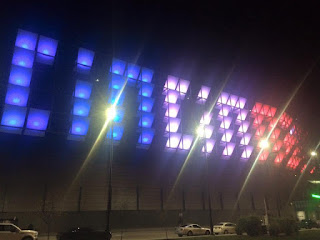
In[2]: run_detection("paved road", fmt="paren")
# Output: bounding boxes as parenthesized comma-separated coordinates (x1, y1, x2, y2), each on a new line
(38, 228, 236, 240)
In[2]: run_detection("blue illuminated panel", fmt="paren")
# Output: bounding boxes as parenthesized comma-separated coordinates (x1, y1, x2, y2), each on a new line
(77, 48, 95, 67)
(15, 29, 38, 51)
(26, 108, 50, 130)
(138, 112, 154, 128)
(37, 35, 58, 57)
(110, 74, 126, 90)
(9, 65, 33, 87)
(108, 89, 125, 106)
(139, 83, 154, 97)
(138, 128, 154, 145)
(1, 105, 27, 127)
(74, 80, 92, 99)
(71, 116, 90, 135)
(5, 84, 30, 107)
(73, 99, 91, 117)
(114, 109, 124, 123)
(106, 124, 124, 141)
(126, 63, 140, 79)
(140, 67, 153, 83)
(138, 97, 154, 113)
(12, 47, 35, 68)
(110, 58, 126, 75)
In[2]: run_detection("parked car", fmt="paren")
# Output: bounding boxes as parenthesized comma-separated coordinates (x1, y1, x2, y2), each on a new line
(175, 224, 211, 237)
(300, 219, 319, 229)
(57, 227, 111, 240)
(213, 222, 236, 234)
(0, 222, 38, 240)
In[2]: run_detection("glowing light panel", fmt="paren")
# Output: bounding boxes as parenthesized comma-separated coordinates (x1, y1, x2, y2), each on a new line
(15, 29, 37, 51)
(202, 139, 215, 153)
(74, 80, 92, 99)
(139, 112, 154, 128)
(165, 103, 180, 118)
(241, 145, 253, 159)
(9, 65, 33, 87)
(221, 130, 234, 142)
(111, 58, 126, 75)
(177, 79, 190, 95)
(108, 89, 125, 106)
(12, 47, 35, 68)
(73, 99, 91, 117)
(240, 133, 251, 145)
(200, 111, 213, 125)
(26, 108, 50, 130)
(165, 118, 181, 133)
(1, 105, 27, 127)
(138, 97, 154, 113)
(223, 143, 235, 156)
(165, 90, 179, 104)
(179, 134, 194, 150)
(140, 68, 153, 83)
(164, 76, 178, 90)
(138, 128, 154, 145)
(166, 133, 181, 149)
(110, 74, 126, 90)
(37, 36, 58, 57)
(5, 84, 29, 107)
(107, 124, 124, 141)
(77, 48, 94, 67)
(197, 85, 211, 102)
(139, 83, 154, 97)
(126, 63, 140, 79)
(71, 116, 90, 135)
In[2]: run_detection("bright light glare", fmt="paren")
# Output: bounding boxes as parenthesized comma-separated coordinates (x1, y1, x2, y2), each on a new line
(312, 194, 320, 199)
(311, 151, 317, 156)
(259, 139, 269, 149)
(196, 125, 205, 137)
(106, 107, 116, 120)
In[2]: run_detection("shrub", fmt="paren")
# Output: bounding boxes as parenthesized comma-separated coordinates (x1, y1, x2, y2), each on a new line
(245, 216, 262, 236)
(269, 221, 280, 236)
(236, 217, 247, 235)
(278, 218, 299, 236)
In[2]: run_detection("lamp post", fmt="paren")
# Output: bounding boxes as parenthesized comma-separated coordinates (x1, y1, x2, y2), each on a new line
(106, 107, 116, 233)
(259, 139, 270, 226)
(196, 125, 214, 235)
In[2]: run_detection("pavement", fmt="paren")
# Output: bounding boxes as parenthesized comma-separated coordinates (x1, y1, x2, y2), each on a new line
(38, 228, 236, 240)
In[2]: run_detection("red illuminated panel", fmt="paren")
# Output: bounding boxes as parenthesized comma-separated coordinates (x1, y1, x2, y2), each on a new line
(270, 128, 281, 141)
(252, 102, 262, 115)
(272, 140, 283, 152)
(269, 118, 277, 130)
(292, 147, 300, 156)
(255, 125, 266, 137)
(267, 107, 277, 118)
(287, 156, 301, 169)
(310, 166, 316, 174)
(260, 104, 270, 116)
(274, 151, 285, 164)
(253, 115, 264, 127)
(285, 145, 293, 155)
(259, 150, 269, 161)
(279, 113, 293, 130)
(300, 164, 307, 173)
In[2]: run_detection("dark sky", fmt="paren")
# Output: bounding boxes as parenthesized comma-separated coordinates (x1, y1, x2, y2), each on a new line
(1, 1, 320, 145)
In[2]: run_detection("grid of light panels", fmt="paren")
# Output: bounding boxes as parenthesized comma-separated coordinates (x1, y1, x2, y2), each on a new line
(136, 67, 155, 149)
(0, 28, 314, 175)
(1, 29, 57, 136)
(163, 76, 193, 151)
(68, 48, 95, 140)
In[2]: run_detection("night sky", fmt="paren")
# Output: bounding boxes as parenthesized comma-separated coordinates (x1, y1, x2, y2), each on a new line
(0, 1, 320, 146)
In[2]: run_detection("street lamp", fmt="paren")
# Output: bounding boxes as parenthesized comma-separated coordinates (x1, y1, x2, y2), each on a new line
(196, 125, 214, 235)
(311, 151, 317, 157)
(106, 106, 116, 234)
(259, 139, 269, 149)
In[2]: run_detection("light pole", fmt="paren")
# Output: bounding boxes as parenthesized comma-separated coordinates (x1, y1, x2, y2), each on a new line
(105, 107, 116, 233)
(259, 139, 270, 226)
(196, 125, 214, 235)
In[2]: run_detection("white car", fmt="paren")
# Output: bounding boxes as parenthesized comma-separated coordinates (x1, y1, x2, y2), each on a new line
(213, 222, 236, 234)
(0, 223, 38, 240)
(175, 224, 211, 237)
